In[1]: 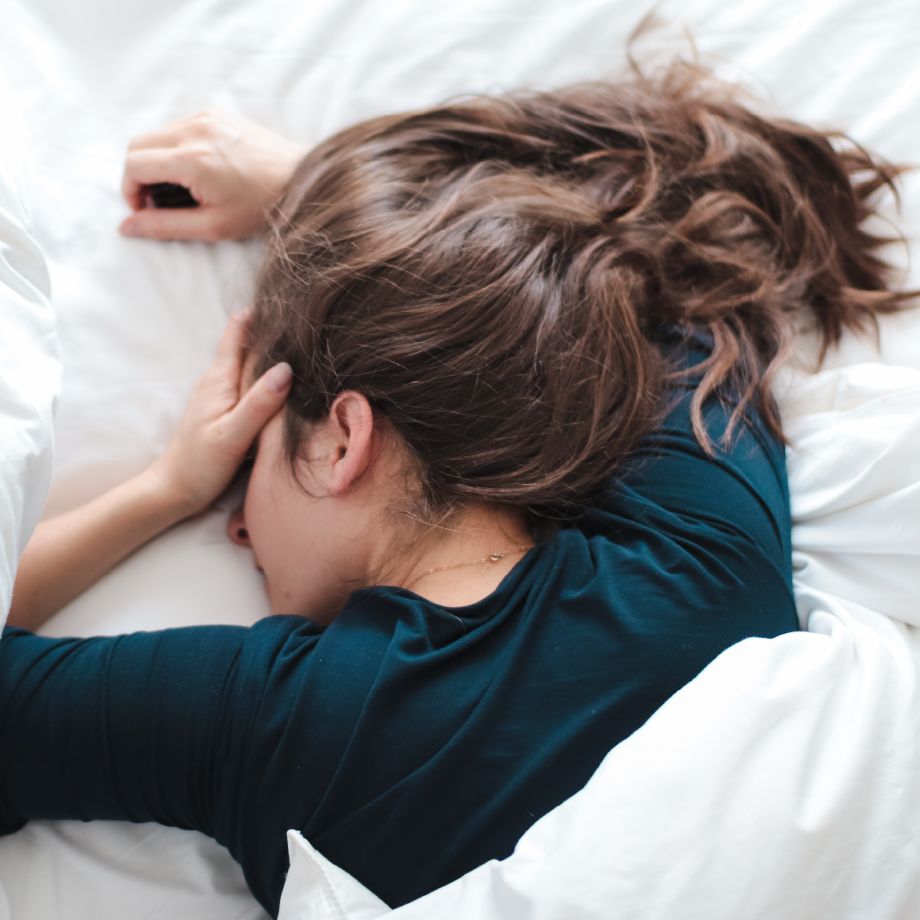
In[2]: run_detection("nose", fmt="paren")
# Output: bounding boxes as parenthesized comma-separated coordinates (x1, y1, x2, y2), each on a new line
(227, 507, 251, 547)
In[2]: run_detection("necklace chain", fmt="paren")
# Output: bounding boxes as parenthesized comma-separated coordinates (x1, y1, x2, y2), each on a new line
(405, 544, 533, 591)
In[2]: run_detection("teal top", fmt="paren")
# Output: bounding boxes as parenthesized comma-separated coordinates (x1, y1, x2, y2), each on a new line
(0, 335, 798, 917)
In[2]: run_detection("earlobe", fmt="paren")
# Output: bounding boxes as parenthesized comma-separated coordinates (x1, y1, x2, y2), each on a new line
(327, 391, 375, 496)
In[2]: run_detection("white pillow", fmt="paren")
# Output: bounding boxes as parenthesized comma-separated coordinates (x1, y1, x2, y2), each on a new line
(0, 65, 59, 627)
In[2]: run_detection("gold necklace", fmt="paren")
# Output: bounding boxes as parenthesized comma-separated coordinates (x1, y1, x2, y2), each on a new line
(405, 544, 533, 592)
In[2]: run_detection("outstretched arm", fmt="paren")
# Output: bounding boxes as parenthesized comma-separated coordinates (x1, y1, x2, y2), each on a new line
(0, 610, 322, 917)
(0, 622, 252, 837)
(8, 312, 292, 630)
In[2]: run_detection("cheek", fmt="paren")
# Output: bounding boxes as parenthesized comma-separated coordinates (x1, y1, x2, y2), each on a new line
(243, 462, 275, 554)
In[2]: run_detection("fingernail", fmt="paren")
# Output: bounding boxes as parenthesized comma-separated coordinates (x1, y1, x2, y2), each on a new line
(267, 362, 292, 391)
(121, 221, 140, 237)
(235, 306, 253, 322)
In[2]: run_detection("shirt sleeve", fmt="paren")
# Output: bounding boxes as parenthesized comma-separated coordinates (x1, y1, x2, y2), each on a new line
(1, 621, 263, 844)
(586, 335, 792, 569)
(0, 614, 325, 916)
(617, 383, 790, 557)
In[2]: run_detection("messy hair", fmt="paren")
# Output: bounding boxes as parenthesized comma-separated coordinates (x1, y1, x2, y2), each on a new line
(250, 43, 914, 525)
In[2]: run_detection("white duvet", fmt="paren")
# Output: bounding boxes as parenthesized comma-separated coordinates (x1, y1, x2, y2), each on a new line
(1, 1, 919, 919)
(0, 66, 58, 624)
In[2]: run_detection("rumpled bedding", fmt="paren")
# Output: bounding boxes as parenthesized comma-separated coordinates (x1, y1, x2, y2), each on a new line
(0, 60, 60, 920)
(0, 0, 918, 918)
(0, 66, 58, 623)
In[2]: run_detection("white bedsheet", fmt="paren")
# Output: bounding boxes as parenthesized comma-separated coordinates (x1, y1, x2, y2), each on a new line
(0, 1, 919, 918)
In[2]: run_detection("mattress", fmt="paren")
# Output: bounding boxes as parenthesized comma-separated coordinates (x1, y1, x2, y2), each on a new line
(1, 1, 918, 918)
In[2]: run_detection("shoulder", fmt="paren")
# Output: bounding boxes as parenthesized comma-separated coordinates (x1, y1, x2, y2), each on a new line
(603, 327, 792, 567)
(221, 614, 325, 704)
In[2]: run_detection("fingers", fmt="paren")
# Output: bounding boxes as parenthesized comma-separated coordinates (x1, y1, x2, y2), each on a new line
(224, 362, 293, 452)
(121, 111, 222, 212)
(121, 148, 193, 212)
(121, 144, 216, 240)
(126, 125, 191, 152)
(119, 206, 220, 241)
(213, 311, 251, 379)
(126, 110, 223, 154)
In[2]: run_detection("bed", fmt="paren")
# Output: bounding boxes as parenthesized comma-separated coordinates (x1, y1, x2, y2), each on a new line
(1, 0, 919, 918)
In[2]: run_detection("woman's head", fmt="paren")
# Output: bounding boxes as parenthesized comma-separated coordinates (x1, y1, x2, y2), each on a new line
(227, 382, 403, 621)
(240, 54, 914, 617)
(227, 363, 536, 621)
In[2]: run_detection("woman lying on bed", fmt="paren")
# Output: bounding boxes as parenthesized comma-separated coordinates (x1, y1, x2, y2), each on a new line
(0, 58, 911, 919)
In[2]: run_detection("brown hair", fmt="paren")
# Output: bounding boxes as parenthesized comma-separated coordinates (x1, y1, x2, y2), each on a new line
(249, 48, 915, 527)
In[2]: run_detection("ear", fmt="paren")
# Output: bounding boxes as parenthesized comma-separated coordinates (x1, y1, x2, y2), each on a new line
(322, 390, 376, 496)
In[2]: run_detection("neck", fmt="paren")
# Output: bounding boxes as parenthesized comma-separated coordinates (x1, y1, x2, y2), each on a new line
(377, 502, 534, 606)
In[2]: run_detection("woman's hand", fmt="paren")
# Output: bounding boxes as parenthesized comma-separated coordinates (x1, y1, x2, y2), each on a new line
(149, 311, 293, 517)
(119, 108, 308, 241)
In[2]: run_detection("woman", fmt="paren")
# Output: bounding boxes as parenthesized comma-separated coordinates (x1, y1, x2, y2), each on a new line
(0, 58, 912, 917)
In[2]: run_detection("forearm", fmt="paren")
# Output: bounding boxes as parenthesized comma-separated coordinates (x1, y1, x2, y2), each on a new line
(8, 468, 191, 630)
